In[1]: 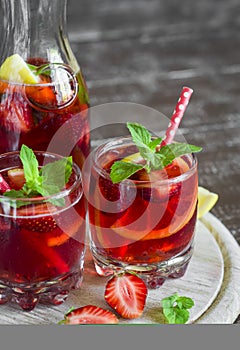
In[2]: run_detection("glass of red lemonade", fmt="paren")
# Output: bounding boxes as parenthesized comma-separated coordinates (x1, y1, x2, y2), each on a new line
(0, 150, 86, 310)
(87, 136, 198, 289)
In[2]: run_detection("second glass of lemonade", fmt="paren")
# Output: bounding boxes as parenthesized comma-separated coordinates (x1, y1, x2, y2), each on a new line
(87, 137, 198, 288)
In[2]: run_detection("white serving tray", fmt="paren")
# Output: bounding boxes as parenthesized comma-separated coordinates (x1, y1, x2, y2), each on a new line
(0, 213, 240, 324)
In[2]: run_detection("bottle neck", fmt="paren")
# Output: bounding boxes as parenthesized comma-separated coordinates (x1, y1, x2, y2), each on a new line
(29, 0, 67, 58)
(0, 0, 30, 60)
(0, 0, 79, 71)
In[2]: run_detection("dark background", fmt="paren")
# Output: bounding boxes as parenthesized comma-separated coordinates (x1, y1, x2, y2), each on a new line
(67, 0, 240, 323)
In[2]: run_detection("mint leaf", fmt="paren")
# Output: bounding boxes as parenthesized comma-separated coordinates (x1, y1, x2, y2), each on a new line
(127, 122, 154, 161)
(20, 144, 41, 190)
(163, 306, 190, 324)
(149, 153, 165, 170)
(39, 157, 72, 206)
(158, 143, 202, 167)
(3, 189, 26, 198)
(177, 296, 195, 309)
(148, 137, 163, 151)
(38, 157, 72, 207)
(27, 63, 51, 77)
(110, 161, 144, 184)
(40, 156, 72, 189)
(161, 293, 194, 324)
(2, 189, 32, 208)
(127, 122, 152, 146)
(35, 183, 65, 207)
(20, 144, 39, 180)
(35, 183, 60, 197)
(27, 63, 38, 72)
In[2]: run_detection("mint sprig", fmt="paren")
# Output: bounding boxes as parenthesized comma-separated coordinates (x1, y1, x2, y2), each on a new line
(161, 293, 194, 324)
(110, 122, 202, 183)
(3, 145, 72, 207)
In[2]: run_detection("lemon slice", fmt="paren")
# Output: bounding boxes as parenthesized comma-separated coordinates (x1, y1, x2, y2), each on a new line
(197, 186, 218, 219)
(0, 54, 40, 84)
(122, 154, 219, 220)
(122, 152, 142, 163)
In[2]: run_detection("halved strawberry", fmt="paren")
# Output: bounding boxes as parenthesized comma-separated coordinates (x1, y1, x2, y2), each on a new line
(63, 305, 119, 324)
(7, 168, 25, 190)
(104, 273, 148, 319)
(0, 174, 11, 193)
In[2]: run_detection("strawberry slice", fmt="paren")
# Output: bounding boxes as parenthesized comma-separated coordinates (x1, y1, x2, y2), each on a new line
(104, 273, 148, 319)
(7, 168, 25, 190)
(17, 203, 58, 233)
(0, 174, 11, 193)
(19, 215, 57, 233)
(0, 96, 33, 132)
(63, 305, 119, 324)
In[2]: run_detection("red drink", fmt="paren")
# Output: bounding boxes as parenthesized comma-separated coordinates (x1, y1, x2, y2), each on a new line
(0, 151, 86, 310)
(87, 138, 198, 288)
(0, 59, 90, 169)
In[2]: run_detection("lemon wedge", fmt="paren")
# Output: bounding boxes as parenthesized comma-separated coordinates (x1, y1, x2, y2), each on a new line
(0, 54, 40, 84)
(197, 186, 218, 219)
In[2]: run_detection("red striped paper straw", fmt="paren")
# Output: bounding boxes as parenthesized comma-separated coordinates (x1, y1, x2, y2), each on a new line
(156, 87, 193, 151)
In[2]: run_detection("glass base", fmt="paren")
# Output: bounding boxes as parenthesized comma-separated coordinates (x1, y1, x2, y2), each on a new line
(91, 245, 193, 289)
(0, 268, 84, 311)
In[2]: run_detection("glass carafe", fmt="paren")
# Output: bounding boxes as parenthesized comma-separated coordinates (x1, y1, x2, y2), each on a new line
(0, 0, 90, 169)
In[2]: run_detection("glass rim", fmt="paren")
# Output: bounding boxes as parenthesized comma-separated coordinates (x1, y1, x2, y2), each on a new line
(0, 63, 77, 88)
(0, 150, 82, 203)
(0, 78, 71, 88)
(92, 136, 198, 186)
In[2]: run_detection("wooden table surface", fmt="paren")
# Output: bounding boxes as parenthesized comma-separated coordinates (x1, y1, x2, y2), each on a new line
(67, 0, 240, 323)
